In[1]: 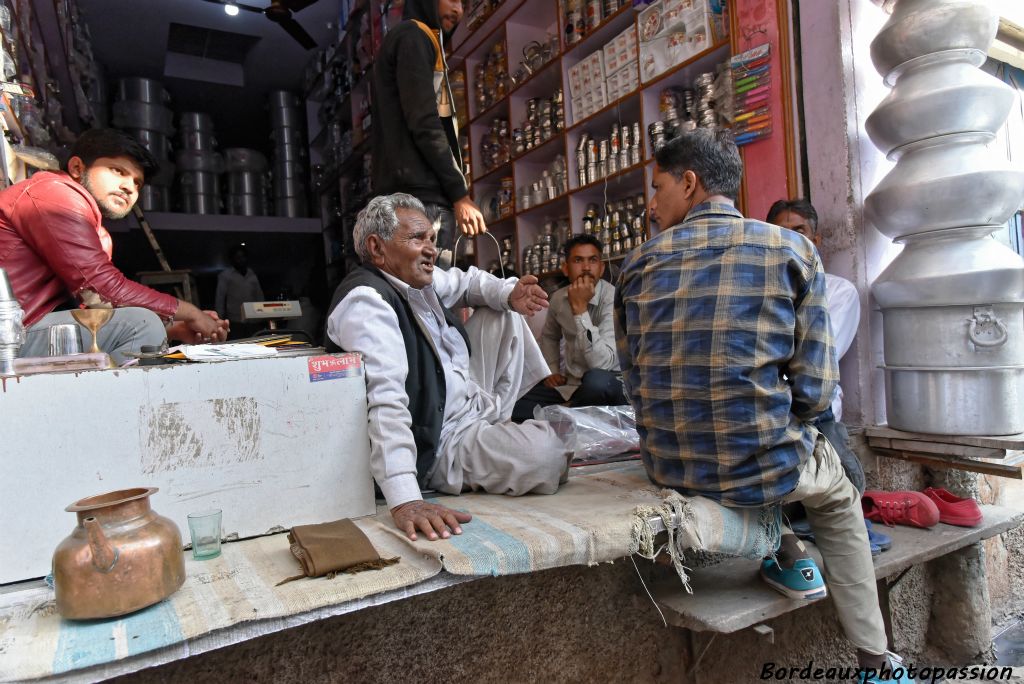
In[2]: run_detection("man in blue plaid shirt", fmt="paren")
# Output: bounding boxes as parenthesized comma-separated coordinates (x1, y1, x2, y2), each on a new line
(615, 130, 907, 681)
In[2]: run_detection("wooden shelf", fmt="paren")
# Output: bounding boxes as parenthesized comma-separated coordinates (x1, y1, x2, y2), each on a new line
(561, 3, 636, 63)
(516, 191, 569, 219)
(106, 212, 323, 235)
(641, 38, 731, 90)
(475, 158, 514, 186)
(572, 160, 646, 194)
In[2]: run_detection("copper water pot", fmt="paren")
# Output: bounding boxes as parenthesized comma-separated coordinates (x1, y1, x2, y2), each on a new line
(52, 487, 186, 619)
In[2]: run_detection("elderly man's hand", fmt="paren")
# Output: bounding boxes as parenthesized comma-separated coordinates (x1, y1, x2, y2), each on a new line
(508, 274, 548, 316)
(391, 500, 472, 541)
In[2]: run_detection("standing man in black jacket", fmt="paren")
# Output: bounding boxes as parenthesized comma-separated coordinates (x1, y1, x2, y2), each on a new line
(372, 0, 486, 261)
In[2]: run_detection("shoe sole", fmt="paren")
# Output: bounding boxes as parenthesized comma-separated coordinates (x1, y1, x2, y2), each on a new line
(760, 571, 828, 600)
(939, 515, 983, 527)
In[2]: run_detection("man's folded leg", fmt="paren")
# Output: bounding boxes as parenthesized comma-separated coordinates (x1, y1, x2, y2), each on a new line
(429, 418, 568, 497)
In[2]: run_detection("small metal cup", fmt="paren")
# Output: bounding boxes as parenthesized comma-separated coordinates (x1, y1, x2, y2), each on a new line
(48, 324, 82, 356)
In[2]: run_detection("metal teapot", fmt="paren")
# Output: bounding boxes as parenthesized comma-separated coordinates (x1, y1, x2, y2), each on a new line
(52, 487, 186, 619)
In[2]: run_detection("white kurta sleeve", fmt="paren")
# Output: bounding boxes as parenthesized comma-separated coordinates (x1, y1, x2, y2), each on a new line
(825, 273, 861, 362)
(327, 286, 423, 508)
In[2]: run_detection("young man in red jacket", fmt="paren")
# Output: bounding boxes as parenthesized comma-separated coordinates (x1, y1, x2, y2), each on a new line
(0, 128, 227, 363)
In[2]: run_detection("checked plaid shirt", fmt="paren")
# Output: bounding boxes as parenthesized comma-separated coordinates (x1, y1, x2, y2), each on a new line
(614, 201, 838, 507)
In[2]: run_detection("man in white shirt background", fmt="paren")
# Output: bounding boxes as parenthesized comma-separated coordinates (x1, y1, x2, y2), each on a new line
(215, 243, 264, 340)
(767, 198, 865, 493)
(513, 235, 628, 422)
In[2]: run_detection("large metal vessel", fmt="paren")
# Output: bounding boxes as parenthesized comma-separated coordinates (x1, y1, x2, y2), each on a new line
(866, 0, 1024, 435)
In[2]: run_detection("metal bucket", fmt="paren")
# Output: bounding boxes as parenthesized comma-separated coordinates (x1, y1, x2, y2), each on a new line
(270, 126, 306, 145)
(268, 90, 300, 109)
(179, 129, 217, 152)
(179, 171, 220, 195)
(179, 193, 220, 215)
(272, 159, 307, 179)
(116, 78, 168, 104)
(883, 365, 1024, 435)
(273, 140, 308, 162)
(225, 193, 266, 216)
(224, 148, 268, 172)
(111, 101, 174, 134)
(139, 185, 171, 213)
(274, 196, 307, 218)
(880, 303, 1024, 367)
(272, 176, 306, 197)
(226, 171, 266, 194)
(125, 128, 170, 159)
(179, 112, 214, 132)
(176, 150, 224, 173)
(270, 107, 304, 129)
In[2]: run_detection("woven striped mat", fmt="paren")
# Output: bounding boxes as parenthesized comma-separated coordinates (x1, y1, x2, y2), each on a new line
(0, 462, 666, 681)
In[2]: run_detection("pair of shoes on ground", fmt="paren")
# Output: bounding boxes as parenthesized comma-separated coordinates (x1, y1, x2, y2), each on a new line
(789, 518, 891, 557)
(862, 488, 983, 529)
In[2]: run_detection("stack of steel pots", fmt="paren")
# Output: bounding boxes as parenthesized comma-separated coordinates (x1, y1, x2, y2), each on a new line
(224, 148, 269, 216)
(866, 0, 1024, 435)
(175, 112, 223, 214)
(112, 78, 175, 212)
(268, 90, 308, 217)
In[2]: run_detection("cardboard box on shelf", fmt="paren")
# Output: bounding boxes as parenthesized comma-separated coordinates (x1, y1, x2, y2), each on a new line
(638, 0, 728, 83)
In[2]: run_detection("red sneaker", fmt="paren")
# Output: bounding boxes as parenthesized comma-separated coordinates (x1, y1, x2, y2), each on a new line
(862, 490, 940, 528)
(923, 487, 983, 527)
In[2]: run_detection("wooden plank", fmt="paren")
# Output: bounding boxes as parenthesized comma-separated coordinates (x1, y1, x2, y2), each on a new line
(867, 437, 1009, 460)
(652, 504, 1024, 634)
(865, 425, 1024, 451)
(873, 448, 1024, 479)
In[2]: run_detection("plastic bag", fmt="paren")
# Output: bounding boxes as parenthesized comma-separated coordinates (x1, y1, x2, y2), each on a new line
(533, 404, 639, 461)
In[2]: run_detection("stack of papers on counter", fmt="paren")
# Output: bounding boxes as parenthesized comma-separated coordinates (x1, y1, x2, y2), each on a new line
(180, 344, 279, 362)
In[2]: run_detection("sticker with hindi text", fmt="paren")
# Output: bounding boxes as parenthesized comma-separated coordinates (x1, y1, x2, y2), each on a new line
(307, 353, 362, 382)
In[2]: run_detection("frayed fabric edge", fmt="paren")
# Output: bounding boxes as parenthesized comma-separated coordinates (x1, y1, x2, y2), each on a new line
(631, 490, 696, 594)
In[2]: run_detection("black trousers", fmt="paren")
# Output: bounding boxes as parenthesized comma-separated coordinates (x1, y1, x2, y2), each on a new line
(511, 368, 627, 423)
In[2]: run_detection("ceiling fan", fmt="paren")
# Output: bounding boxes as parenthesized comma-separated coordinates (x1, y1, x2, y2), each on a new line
(200, 0, 320, 50)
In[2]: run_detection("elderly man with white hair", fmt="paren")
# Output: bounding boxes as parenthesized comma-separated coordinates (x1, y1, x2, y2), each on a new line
(325, 193, 569, 541)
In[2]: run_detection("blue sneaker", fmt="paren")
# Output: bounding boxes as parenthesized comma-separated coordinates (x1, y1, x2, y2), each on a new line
(861, 652, 915, 683)
(866, 519, 892, 552)
(760, 557, 827, 600)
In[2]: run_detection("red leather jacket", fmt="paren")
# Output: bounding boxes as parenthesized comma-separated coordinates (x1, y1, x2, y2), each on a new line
(0, 172, 178, 327)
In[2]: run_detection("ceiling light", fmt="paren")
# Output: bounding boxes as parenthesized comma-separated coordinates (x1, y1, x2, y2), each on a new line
(224, 3, 240, 16)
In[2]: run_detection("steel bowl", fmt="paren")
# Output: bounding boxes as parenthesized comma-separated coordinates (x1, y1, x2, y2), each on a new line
(864, 132, 1024, 240)
(866, 53, 1015, 155)
(871, 0, 998, 83)
(872, 233, 1024, 308)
